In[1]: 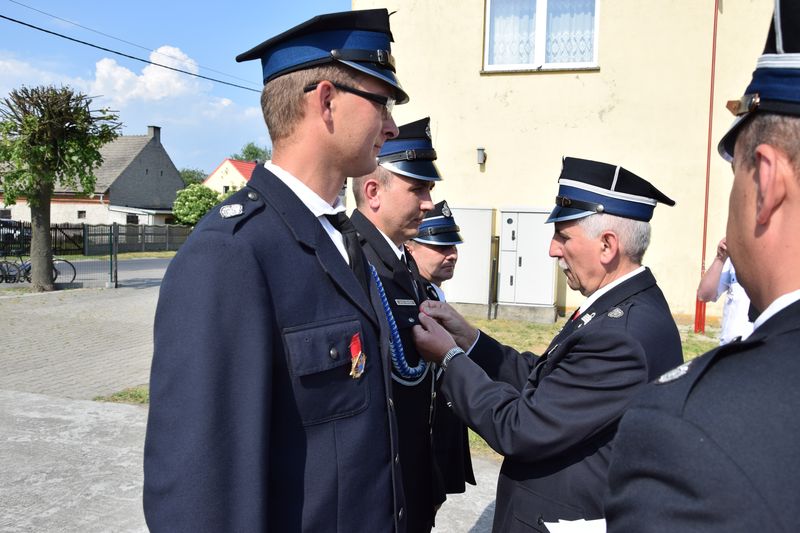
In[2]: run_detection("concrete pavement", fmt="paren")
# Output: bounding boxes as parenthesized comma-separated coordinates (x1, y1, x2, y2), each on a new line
(0, 262, 500, 532)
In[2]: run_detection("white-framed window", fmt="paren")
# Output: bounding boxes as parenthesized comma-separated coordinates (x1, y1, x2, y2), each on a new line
(484, 0, 598, 72)
(77, 210, 86, 219)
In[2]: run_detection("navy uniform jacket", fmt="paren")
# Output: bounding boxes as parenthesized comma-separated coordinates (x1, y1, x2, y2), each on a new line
(606, 299, 800, 533)
(441, 268, 682, 532)
(350, 209, 443, 532)
(143, 165, 405, 533)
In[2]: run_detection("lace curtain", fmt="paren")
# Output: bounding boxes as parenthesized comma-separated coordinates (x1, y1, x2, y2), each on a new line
(487, 0, 537, 65)
(546, 0, 595, 63)
(487, 0, 595, 66)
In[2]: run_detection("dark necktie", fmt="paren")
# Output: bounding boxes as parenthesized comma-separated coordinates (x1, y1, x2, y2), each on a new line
(401, 253, 421, 301)
(326, 212, 370, 295)
(424, 281, 440, 301)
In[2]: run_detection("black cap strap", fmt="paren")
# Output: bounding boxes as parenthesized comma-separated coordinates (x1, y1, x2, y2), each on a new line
(555, 196, 605, 214)
(727, 93, 800, 117)
(378, 148, 437, 164)
(331, 48, 395, 71)
(418, 225, 460, 237)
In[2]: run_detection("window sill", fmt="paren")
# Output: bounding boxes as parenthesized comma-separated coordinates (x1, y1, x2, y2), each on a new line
(480, 65, 600, 75)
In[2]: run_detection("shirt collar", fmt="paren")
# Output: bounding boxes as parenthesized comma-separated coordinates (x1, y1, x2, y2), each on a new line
(265, 161, 344, 215)
(578, 265, 646, 315)
(753, 288, 800, 330)
(375, 226, 404, 261)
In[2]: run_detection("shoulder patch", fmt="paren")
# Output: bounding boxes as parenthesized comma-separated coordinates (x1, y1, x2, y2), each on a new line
(608, 307, 624, 318)
(220, 204, 244, 218)
(656, 360, 693, 384)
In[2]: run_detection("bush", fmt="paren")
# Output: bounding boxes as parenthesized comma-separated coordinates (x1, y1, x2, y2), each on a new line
(173, 184, 220, 226)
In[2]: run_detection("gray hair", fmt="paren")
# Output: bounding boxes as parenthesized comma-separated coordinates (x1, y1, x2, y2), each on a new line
(577, 213, 651, 264)
(736, 113, 800, 174)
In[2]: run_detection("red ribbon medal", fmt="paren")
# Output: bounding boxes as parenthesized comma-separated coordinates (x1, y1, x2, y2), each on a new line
(349, 332, 366, 379)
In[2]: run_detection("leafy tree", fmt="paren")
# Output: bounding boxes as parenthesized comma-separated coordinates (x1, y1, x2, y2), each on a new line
(230, 141, 271, 163)
(179, 167, 207, 186)
(173, 184, 220, 226)
(0, 85, 120, 291)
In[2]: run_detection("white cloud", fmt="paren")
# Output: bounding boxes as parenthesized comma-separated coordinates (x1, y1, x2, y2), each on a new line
(0, 54, 88, 95)
(90, 46, 206, 106)
(1, 47, 267, 172)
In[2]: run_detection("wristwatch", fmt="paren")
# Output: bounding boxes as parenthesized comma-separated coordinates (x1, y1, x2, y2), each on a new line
(441, 346, 465, 371)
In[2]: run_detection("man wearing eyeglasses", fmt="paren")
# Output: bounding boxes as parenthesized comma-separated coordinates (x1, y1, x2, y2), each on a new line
(144, 9, 411, 532)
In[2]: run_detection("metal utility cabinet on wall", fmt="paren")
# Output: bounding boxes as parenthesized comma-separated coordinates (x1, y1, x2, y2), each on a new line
(497, 208, 557, 322)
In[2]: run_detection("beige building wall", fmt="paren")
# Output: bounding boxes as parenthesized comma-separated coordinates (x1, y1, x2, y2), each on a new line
(351, 0, 772, 318)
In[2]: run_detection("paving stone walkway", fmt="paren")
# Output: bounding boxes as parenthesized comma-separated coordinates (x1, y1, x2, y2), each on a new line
(0, 265, 499, 532)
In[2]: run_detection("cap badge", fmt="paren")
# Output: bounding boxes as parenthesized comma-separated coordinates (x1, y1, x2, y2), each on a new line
(441, 201, 452, 217)
(656, 361, 693, 384)
(608, 307, 624, 319)
(425, 123, 431, 140)
(220, 204, 244, 218)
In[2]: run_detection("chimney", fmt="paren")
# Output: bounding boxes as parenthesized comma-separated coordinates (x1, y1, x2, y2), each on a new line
(147, 125, 161, 143)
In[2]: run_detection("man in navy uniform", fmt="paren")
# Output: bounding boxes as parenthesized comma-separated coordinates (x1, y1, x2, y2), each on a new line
(407, 200, 463, 302)
(407, 201, 477, 498)
(350, 116, 450, 532)
(413, 157, 683, 531)
(606, 2, 800, 531)
(144, 9, 410, 532)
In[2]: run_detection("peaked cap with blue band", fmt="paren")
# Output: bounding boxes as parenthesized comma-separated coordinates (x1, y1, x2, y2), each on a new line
(378, 117, 441, 181)
(414, 201, 463, 245)
(546, 157, 675, 223)
(719, 0, 800, 161)
(236, 9, 408, 104)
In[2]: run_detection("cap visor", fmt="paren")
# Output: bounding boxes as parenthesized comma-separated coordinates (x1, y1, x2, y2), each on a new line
(545, 206, 596, 224)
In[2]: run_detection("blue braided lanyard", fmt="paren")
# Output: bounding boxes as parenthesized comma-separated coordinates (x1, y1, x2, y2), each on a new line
(369, 263, 431, 385)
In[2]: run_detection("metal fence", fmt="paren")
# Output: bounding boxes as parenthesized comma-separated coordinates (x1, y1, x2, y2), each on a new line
(1, 221, 190, 256)
(0, 221, 190, 288)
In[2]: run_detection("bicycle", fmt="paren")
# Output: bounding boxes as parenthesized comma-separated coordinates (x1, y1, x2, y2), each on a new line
(11, 254, 76, 284)
(0, 260, 20, 283)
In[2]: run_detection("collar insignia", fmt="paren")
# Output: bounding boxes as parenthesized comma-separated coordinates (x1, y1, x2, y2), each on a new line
(220, 204, 244, 218)
(657, 361, 693, 384)
(577, 312, 596, 328)
(608, 307, 624, 318)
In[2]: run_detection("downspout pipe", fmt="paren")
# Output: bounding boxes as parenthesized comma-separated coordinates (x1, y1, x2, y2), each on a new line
(695, 0, 721, 333)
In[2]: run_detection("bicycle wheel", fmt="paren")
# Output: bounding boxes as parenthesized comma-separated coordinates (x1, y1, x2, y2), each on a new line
(52, 258, 76, 283)
(0, 261, 20, 283)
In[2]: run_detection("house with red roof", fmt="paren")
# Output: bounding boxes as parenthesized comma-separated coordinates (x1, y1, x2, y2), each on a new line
(203, 159, 258, 195)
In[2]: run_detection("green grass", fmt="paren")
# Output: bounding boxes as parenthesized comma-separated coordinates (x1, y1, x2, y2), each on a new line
(94, 385, 150, 404)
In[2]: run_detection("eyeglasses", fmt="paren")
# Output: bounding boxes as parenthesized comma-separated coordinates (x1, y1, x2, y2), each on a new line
(303, 81, 395, 119)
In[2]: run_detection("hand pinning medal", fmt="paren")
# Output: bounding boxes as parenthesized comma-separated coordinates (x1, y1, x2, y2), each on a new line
(349, 332, 365, 379)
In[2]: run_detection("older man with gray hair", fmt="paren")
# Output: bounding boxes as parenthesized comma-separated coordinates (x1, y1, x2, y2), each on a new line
(412, 156, 683, 531)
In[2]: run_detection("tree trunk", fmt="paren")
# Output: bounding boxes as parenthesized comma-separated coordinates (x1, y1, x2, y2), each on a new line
(29, 186, 54, 292)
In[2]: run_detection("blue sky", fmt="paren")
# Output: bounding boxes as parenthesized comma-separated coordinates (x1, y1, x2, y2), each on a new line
(0, 0, 350, 173)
